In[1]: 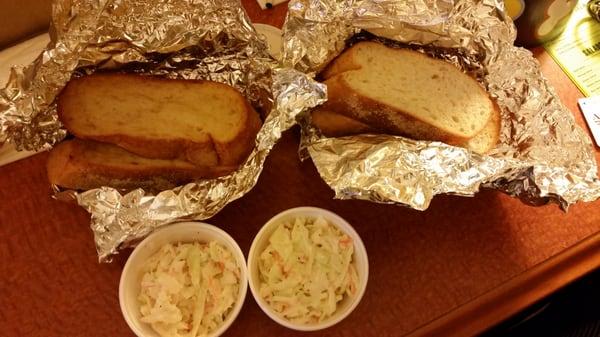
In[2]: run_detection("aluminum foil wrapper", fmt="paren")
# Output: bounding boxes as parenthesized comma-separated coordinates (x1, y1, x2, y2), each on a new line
(282, 0, 600, 210)
(0, 0, 325, 261)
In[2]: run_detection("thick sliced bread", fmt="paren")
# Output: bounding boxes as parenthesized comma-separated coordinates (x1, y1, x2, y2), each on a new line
(58, 74, 261, 167)
(311, 109, 377, 137)
(319, 42, 496, 143)
(462, 106, 500, 154)
(47, 139, 236, 191)
(311, 108, 500, 154)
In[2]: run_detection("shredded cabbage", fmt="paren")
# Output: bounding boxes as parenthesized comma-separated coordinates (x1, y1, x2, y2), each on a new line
(138, 242, 240, 337)
(258, 216, 358, 324)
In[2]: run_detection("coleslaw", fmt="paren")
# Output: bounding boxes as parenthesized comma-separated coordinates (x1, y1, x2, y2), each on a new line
(258, 216, 358, 324)
(138, 241, 240, 337)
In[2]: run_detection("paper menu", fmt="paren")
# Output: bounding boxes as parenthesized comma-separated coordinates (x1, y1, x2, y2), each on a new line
(543, 0, 600, 97)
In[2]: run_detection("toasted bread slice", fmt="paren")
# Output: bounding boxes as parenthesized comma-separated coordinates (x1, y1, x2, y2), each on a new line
(47, 139, 236, 191)
(311, 109, 377, 137)
(319, 42, 496, 143)
(462, 106, 500, 154)
(311, 108, 500, 154)
(58, 74, 261, 167)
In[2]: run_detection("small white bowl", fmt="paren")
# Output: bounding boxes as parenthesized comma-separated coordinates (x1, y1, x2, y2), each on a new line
(119, 222, 248, 337)
(247, 207, 369, 331)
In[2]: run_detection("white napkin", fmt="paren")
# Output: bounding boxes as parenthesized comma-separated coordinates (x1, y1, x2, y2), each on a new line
(578, 96, 600, 148)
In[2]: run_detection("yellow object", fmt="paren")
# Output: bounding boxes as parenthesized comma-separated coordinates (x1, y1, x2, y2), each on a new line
(504, 0, 525, 20)
(544, 0, 600, 97)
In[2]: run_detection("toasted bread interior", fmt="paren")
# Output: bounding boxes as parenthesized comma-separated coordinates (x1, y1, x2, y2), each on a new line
(321, 42, 495, 139)
(59, 74, 247, 143)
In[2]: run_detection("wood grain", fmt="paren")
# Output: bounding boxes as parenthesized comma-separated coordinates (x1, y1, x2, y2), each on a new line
(1, 2, 599, 337)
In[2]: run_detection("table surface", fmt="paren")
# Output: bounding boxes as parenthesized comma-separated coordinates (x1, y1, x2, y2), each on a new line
(1, 2, 599, 337)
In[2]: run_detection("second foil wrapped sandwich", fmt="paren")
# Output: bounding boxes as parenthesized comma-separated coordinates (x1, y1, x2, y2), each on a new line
(282, 0, 600, 210)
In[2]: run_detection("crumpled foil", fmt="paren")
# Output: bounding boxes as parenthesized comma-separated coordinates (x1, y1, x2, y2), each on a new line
(282, 0, 600, 210)
(0, 0, 325, 261)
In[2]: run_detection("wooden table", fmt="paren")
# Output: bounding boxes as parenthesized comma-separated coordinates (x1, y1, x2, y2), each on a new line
(1, 2, 599, 337)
